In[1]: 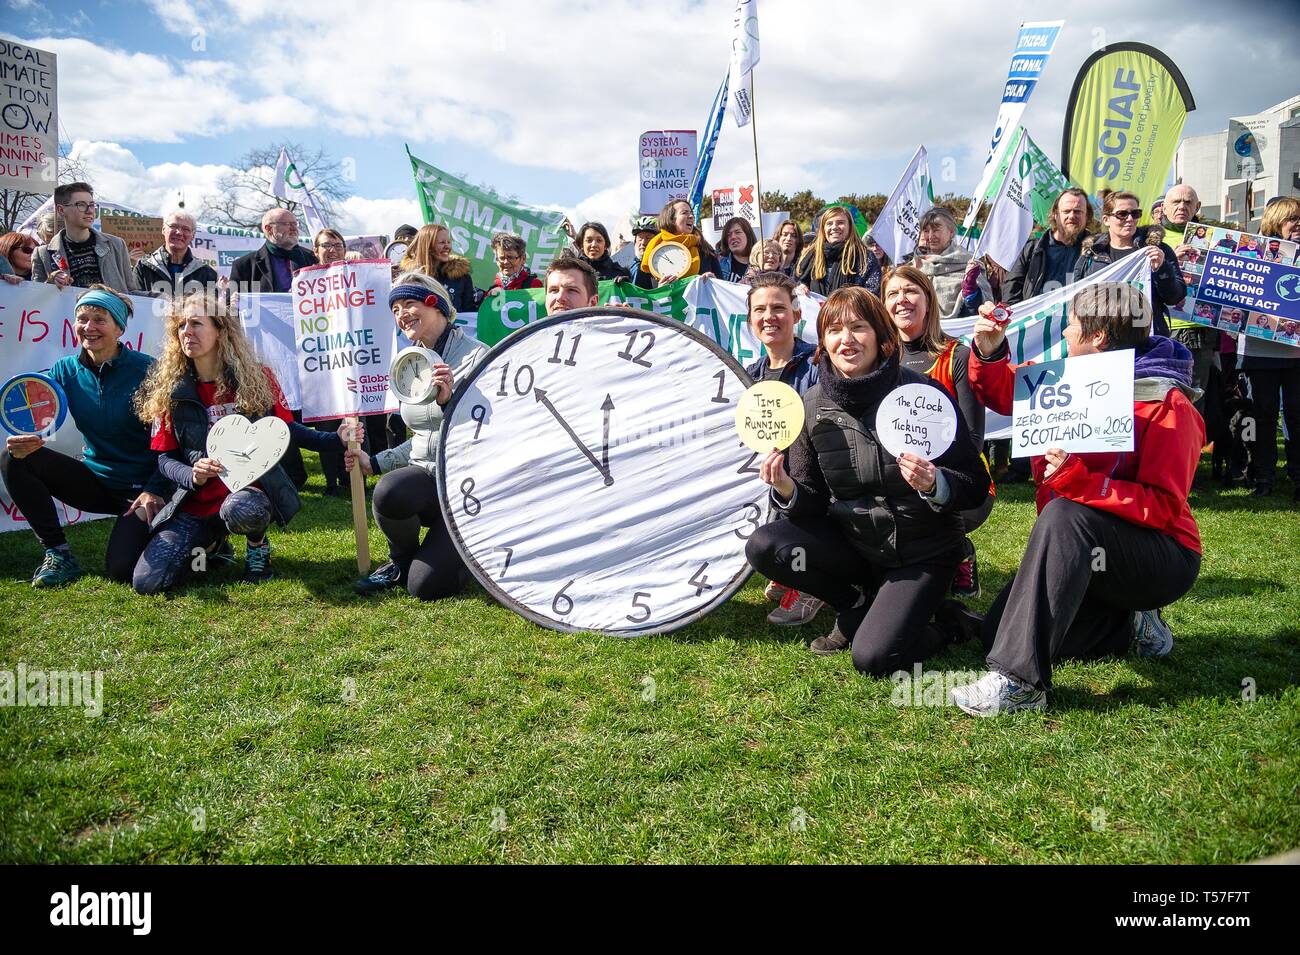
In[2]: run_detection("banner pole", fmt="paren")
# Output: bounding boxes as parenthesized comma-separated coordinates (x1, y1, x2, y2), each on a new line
(749, 68, 764, 245)
(348, 415, 370, 574)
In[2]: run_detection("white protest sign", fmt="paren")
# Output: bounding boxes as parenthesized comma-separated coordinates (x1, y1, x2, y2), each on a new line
(0, 40, 57, 194)
(1011, 349, 1134, 457)
(292, 259, 397, 422)
(238, 293, 302, 409)
(875, 383, 957, 460)
(871, 146, 931, 263)
(639, 130, 697, 214)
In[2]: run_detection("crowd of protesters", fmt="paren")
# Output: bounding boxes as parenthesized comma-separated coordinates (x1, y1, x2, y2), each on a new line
(3, 177, 1297, 716)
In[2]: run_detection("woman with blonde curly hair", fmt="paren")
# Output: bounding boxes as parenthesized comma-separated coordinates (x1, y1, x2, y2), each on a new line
(131, 291, 347, 593)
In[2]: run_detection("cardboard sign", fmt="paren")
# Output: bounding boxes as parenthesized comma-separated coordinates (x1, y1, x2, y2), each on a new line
(1011, 350, 1134, 457)
(875, 383, 957, 460)
(291, 259, 397, 422)
(735, 381, 803, 452)
(100, 213, 164, 264)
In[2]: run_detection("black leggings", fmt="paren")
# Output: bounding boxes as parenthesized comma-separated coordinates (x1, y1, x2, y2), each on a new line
(983, 498, 1201, 691)
(372, 466, 468, 601)
(746, 513, 959, 676)
(1, 446, 151, 582)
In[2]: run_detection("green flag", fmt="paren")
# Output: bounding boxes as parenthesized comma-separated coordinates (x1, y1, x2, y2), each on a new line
(961, 127, 1074, 241)
(407, 146, 569, 288)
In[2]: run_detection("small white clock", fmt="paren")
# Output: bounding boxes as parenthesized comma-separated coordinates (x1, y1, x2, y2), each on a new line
(206, 414, 291, 493)
(647, 240, 693, 280)
(390, 346, 443, 405)
(437, 308, 764, 636)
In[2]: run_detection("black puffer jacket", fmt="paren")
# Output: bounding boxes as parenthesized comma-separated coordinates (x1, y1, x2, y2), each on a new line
(796, 240, 882, 297)
(777, 351, 987, 567)
(577, 251, 631, 283)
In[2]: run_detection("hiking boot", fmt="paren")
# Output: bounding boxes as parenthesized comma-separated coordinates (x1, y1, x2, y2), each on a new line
(32, 548, 83, 588)
(810, 602, 868, 655)
(950, 537, 980, 599)
(949, 671, 1047, 717)
(767, 588, 825, 626)
(809, 624, 852, 655)
(764, 580, 789, 602)
(241, 539, 274, 585)
(933, 599, 986, 648)
(353, 560, 406, 596)
(1131, 609, 1173, 658)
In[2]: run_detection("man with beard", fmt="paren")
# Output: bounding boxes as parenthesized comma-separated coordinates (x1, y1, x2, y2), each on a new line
(1002, 187, 1094, 303)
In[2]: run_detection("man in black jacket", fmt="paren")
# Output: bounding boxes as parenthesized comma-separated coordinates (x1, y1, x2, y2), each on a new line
(228, 206, 317, 294)
(227, 206, 318, 487)
(134, 210, 219, 297)
(1003, 187, 1093, 303)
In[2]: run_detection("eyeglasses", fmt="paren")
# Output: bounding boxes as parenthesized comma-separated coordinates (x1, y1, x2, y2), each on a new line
(318, 242, 345, 252)
(1109, 210, 1141, 220)
(65, 201, 98, 212)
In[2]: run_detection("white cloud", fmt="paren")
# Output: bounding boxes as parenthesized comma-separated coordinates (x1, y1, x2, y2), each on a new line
(147, 0, 205, 37)
(336, 195, 421, 237)
(68, 139, 233, 217)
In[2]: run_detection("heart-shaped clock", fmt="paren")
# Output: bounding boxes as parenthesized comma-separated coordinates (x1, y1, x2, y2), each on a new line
(207, 414, 291, 493)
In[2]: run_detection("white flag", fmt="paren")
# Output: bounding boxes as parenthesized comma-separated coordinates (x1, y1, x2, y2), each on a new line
(273, 147, 329, 238)
(870, 146, 932, 263)
(728, 0, 759, 127)
(974, 131, 1035, 271)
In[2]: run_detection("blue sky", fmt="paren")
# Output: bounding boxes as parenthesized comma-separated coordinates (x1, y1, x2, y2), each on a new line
(7, 0, 1298, 237)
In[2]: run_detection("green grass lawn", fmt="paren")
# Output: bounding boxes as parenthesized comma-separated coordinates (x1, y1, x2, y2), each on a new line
(1, 454, 1297, 864)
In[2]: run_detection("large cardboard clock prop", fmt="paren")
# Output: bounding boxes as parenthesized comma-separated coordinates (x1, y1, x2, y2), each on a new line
(437, 308, 763, 636)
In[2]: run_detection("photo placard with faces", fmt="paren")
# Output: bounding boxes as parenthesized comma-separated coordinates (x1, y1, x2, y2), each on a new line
(1171, 223, 1300, 347)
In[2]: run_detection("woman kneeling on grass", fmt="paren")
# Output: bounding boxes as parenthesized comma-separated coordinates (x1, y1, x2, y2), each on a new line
(744, 286, 988, 674)
(948, 282, 1204, 716)
(131, 291, 347, 593)
(347, 273, 488, 600)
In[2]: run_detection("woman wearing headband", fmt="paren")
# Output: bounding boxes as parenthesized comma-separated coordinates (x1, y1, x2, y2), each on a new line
(1, 286, 167, 587)
(348, 272, 488, 600)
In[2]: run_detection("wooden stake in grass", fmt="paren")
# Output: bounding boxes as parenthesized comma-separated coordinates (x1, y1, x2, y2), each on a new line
(347, 415, 369, 574)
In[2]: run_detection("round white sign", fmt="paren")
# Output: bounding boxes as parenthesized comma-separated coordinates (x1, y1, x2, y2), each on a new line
(873, 383, 957, 461)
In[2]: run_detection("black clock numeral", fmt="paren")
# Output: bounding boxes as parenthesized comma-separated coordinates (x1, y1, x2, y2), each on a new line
(737, 447, 761, 474)
(552, 579, 575, 616)
(617, 329, 656, 368)
(460, 477, 481, 516)
(688, 563, 713, 597)
(734, 502, 762, 540)
(494, 545, 513, 579)
(513, 363, 534, 396)
(548, 331, 581, 366)
(470, 404, 488, 439)
(711, 369, 729, 403)
(496, 361, 510, 397)
(626, 592, 652, 624)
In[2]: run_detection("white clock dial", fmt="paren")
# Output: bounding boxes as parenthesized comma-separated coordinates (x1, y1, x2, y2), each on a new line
(391, 346, 441, 404)
(649, 242, 691, 278)
(438, 309, 763, 636)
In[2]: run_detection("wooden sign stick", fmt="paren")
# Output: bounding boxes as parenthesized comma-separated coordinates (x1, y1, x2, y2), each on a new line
(348, 414, 370, 574)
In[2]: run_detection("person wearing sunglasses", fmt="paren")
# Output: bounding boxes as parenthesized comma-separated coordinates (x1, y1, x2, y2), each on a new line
(32, 182, 139, 294)
(1073, 189, 1184, 337)
(0, 231, 37, 284)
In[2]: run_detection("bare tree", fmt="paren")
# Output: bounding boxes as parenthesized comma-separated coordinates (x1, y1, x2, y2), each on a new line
(201, 142, 352, 231)
(0, 145, 89, 232)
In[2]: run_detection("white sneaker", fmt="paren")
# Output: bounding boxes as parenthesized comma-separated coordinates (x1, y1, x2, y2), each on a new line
(949, 671, 1047, 717)
(766, 589, 825, 626)
(1131, 610, 1174, 658)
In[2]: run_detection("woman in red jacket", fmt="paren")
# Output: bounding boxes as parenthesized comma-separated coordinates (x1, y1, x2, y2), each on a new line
(949, 282, 1204, 716)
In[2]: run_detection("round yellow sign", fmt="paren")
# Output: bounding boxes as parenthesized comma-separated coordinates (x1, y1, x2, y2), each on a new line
(734, 380, 805, 453)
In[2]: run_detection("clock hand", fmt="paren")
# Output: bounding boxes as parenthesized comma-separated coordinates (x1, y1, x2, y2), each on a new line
(601, 394, 614, 475)
(533, 387, 613, 486)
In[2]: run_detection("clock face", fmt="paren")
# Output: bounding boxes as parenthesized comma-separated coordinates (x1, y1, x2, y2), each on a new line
(206, 414, 291, 493)
(649, 241, 691, 278)
(438, 308, 764, 636)
(1, 374, 67, 436)
(391, 347, 441, 404)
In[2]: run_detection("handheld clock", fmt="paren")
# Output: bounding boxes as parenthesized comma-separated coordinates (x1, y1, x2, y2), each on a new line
(437, 308, 765, 636)
(206, 414, 291, 493)
(391, 346, 443, 404)
(1, 373, 68, 437)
